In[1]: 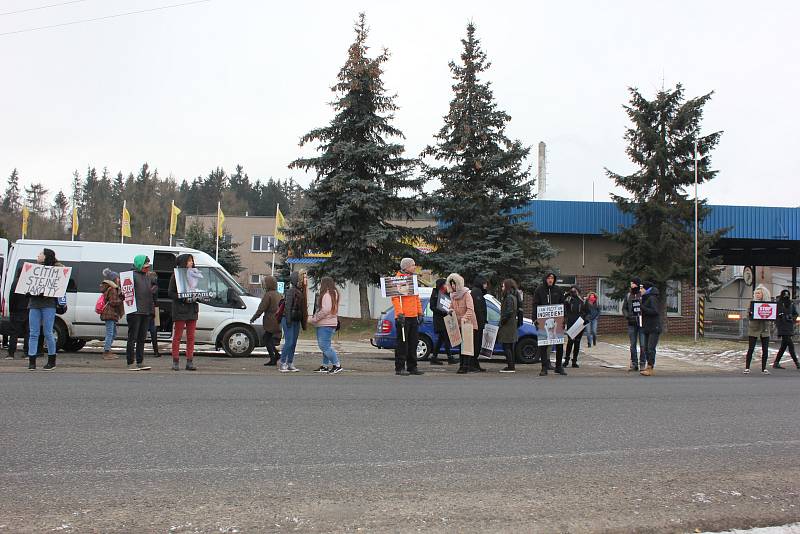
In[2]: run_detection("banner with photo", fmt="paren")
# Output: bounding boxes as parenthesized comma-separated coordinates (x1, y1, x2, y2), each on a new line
(480, 324, 498, 357)
(14, 263, 72, 298)
(174, 267, 214, 300)
(537, 304, 565, 346)
(380, 275, 419, 298)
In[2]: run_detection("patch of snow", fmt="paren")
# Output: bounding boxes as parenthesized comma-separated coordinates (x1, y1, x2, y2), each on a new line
(694, 522, 800, 533)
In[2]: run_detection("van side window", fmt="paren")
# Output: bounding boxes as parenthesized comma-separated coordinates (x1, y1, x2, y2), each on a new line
(196, 267, 237, 308)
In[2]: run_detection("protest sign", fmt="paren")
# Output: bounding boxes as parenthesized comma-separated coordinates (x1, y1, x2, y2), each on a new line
(14, 262, 71, 298)
(751, 301, 777, 320)
(566, 317, 586, 340)
(437, 292, 452, 313)
(380, 275, 418, 298)
(174, 267, 215, 300)
(120, 271, 137, 315)
(480, 323, 498, 357)
(443, 312, 462, 347)
(537, 304, 565, 346)
(461, 322, 474, 356)
(277, 281, 285, 294)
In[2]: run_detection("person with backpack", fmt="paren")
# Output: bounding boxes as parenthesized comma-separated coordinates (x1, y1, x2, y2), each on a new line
(26, 248, 62, 371)
(280, 270, 307, 373)
(447, 273, 477, 374)
(469, 275, 489, 372)
(564, 285, 588, 368)
(168, 254, 199, 371)
(639, 281, 662, 376)
(309, 276, 342, 374)
(533, 272, 567, 376)
(98, 269, 123, 360)
(250, 275, 282, 367)
(622, 277, 646, 371)
(584, 291, 600, 347)
(125, 254, 156, 371)
(772, 289, 799, 370)
(428, 278, 456, 366)
(743, 285, 772, 375)
(498, 279, 520, 373)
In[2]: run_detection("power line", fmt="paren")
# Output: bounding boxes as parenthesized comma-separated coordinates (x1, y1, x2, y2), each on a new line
(0, 0, 211, 37)
(0, 0, 90, 17)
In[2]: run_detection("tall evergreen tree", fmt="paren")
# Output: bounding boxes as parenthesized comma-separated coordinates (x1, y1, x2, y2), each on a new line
(184, 220, 242, 276)
(605, 84, 723, 328)
(285, 14, 425, 318)
(422, 24, 554, 292)
(51, 190, 70, 232)
(2, 168, 21, 213)
(24, 182, 49, 214)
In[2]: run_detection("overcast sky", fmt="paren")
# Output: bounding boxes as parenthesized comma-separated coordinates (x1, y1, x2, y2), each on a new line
(1, 0, 798, 207)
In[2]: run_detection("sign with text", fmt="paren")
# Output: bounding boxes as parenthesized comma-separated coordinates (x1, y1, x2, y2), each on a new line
(14, 263, 71, 298)
(566, 317, 586, 340)
(751, 301, 777, 320)
(380, 275, 419, 298)
(277, 281, 285, 294)
(537, 304, 565, 346)
(443, 312, 462, 347)
(174, 267, 214, 300)
(437, 292, 452, 313)
(480, 323, 498, 357)
(120, 271, 137, 315)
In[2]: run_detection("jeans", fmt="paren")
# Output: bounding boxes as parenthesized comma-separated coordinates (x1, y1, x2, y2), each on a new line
(643, 331, 660, 367)
(126, 313, 151, 365)
(172, 320, 196, 360)
(627, 325, 646, 366)
(431, 331, 452, 360)
(104, 320, 117, 352)
(28, 307, 56, 357)
(586, 318, 598, 345)
(316, 326, 339, 367)
(281, 317, 300, 365)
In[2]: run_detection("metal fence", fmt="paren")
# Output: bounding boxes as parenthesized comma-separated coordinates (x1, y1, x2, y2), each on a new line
(704, 296, 799, 339)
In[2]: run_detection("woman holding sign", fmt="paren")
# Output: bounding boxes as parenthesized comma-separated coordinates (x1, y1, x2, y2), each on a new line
(744, 285, 772, 374)
(447, 273, 477, 374)
(429, 278, 455, 366)
(27, 248, 61, 370)
(168, 254, 199, 371)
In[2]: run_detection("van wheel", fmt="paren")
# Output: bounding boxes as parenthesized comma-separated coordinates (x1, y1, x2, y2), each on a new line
(416, 334, 433, 360)
(53, 320, 68, 352)
(221, 326, 256, 357)
(64, 338, 86, 352)
(515, 337, 540, 364)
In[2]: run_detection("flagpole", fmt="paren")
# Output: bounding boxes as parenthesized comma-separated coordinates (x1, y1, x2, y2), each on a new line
(271, 203, 279, 276)
(215, 201, 220, 261)
(694, 140, 699, 343)
(71, 205, 75, 241)
(170, 200, 174, 247)
(121, 200, 126, 244)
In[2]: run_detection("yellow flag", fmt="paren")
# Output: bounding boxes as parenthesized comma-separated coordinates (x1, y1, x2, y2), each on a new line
(21, 206, 29, 237)
(72, 207, 79, 236)
(170, 202, 181, 236)
(216, 205, 225, 238)
(274, 204, 286, 242)
(121, 206, 132, 238)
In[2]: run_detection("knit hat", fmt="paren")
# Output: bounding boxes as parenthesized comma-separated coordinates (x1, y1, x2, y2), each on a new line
(102, 268, 119, 281)
(133, 254, 149, 271)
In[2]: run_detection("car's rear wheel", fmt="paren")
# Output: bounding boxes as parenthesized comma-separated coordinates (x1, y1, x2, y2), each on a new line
(515, 337, 539, 364)
(221, 325, 256, 357)
(416, 334, 433, 360)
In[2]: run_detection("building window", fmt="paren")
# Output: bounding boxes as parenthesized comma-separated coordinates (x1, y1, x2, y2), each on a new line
(250, 274, 262, 285)
(252, 235, 276, 252)
(597, 278, 682, 316)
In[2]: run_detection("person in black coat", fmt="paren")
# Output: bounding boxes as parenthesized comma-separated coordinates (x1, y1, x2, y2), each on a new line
(429, 278, 455, 365)
(772, 289, 799, 369)
(4, 266, 32, 360)
(168, 253, 200, 371)
(564, 286, 588, 368)
(533, 272, 567, 376)
(469, 275, 489, 372)
(639, 281, 661, 376)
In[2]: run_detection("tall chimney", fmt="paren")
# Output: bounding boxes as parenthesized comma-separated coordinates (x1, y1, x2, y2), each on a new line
(537, 141, 547, 199)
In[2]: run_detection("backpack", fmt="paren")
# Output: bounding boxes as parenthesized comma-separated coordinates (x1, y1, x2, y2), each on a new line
(275, 298, 285, 322)
(95, 293, 107, 315)
(56, 295, 68, 316)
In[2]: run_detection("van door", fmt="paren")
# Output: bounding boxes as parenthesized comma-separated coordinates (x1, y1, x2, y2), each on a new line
(192, 267, 239, 343)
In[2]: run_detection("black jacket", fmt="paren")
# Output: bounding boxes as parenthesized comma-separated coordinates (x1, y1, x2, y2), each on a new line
(168, 274, 199, 322)
(533, 279, 565, 322)
(640, 288, 661, 334)
(622, 291, 642, 327)
(776, 298, 798, 337)
(429, 289, 449, 333)
(564, 295, 588, 328)
(470, 285, 488, 330)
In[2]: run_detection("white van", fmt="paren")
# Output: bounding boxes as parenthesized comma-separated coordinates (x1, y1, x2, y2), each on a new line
(0, 239, 265, 357)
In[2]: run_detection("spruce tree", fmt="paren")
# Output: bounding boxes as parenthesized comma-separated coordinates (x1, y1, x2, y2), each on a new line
(286, 14, 425, 318)
(2, 168, 21, 213)
(422, 23, 554, 292)
(606, 84, 724, 328)
(184, 220, 242, 276)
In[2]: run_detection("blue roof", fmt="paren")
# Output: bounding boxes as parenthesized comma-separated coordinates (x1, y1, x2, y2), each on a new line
(286, 257, 326, 265)
(520, 200, 800, 240)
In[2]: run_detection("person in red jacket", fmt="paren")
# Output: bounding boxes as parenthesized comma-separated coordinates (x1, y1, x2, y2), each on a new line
(393, 258, 424, 376)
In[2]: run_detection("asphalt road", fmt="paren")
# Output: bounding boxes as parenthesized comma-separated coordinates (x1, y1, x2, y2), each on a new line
(1, 369, 799, 533)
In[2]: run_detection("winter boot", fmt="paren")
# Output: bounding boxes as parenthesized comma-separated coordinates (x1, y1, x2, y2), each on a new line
(28, 357, 36, 370)
(185, 359, 197, 371)
(640, 364, 653, 376)
(430, 355, 443, 365)
(43, 355, 56, 370)
(172, 360, 180, 371)
(447, 355, 457, 365)
(456, 356, 468, 374)
(265, 353, 279, 366)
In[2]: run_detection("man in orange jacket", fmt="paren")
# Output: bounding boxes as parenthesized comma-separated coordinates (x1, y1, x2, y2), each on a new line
(393, 257, 424, 376)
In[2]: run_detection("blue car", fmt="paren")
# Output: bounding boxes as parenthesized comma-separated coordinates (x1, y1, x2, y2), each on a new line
(370, 293, 541, 364)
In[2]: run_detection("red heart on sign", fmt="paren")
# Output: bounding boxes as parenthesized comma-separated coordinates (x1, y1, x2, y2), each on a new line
(63, 268, 70, 277)
(23, 263, 33, 272)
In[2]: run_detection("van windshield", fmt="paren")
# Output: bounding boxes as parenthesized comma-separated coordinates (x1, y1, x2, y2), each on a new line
(194, 267, 246, 307)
